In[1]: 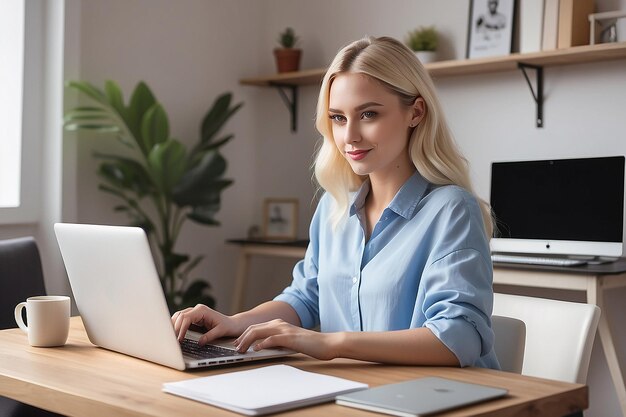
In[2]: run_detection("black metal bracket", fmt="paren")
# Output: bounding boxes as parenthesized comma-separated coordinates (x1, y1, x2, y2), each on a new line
(269, 83, 298, 132)
(518, 63, 544, 128)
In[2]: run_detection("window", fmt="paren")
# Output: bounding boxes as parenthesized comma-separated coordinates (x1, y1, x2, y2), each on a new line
(0, 0, 25, 209)
(0, 0, 43, 224)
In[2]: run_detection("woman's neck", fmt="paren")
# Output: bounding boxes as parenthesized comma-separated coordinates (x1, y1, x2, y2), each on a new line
(363, 165, 416, 240)
(367, 165, 416, 212)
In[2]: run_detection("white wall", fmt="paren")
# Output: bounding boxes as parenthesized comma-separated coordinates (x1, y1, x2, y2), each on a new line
(61, 1, 626, 416)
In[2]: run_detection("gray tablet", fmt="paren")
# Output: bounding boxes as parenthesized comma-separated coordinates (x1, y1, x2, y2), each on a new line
(335, 376, 507, 417)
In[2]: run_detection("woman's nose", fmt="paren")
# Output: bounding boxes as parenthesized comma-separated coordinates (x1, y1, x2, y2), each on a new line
(343, 120, 361, 144)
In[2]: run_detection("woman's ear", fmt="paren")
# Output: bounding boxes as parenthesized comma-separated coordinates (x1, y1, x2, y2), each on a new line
(409, 97, 426, 127)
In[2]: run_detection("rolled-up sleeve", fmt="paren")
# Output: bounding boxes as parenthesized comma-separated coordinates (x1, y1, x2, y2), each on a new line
(274, 248, 320, 329)
(421, 248, 494, 367)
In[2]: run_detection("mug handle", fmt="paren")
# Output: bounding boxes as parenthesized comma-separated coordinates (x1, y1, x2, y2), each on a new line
(14, 302, 28, 334)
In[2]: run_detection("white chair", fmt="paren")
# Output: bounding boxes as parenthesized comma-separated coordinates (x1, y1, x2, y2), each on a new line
(491, 315, 526, 373)
(493, 293, 600, 384)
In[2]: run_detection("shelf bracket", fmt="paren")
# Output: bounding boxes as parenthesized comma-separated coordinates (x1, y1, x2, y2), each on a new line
(518, 63, 544, 128)
(269, 82, 298, 132)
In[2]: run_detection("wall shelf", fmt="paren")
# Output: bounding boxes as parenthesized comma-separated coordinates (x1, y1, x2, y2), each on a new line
(239, 42, 626, 130)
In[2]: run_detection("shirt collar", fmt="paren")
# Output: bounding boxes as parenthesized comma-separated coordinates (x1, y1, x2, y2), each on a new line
(349, 171, 430, 219)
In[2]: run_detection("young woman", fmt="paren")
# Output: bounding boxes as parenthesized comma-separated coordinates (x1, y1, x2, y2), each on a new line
(172, 36, 499, 369)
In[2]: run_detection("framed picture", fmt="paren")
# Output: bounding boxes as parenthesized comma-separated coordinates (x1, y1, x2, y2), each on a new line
(263, 198, 299, 240)
(467, 0, 516, 59)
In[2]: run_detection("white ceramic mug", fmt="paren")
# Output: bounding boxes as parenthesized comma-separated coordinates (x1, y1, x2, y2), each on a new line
(14, 296, 70, 347)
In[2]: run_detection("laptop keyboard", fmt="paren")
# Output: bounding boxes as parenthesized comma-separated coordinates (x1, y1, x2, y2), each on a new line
(180, 338, 241, 359)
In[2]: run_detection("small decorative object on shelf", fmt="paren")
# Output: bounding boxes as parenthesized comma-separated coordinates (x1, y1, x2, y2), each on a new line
(406, 26, 438, 64)
(263, 198, 298, 240)
(274, 27, 302, 73)
(467, 0, 515, 59)
(589, 10, 626, 45)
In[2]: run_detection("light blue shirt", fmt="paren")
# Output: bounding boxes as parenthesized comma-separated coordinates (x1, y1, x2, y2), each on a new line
(274, 171, 500, 369)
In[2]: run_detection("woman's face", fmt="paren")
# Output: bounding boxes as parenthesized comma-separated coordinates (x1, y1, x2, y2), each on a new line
(328, 72, 422, 180)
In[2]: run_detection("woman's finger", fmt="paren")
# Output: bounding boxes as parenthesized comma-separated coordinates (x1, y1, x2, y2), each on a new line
(235, 320, 291, 352)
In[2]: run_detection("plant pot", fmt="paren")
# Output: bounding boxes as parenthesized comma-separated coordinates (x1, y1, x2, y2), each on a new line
(415, 50, 437, 64)
(274, 48, 302, 73)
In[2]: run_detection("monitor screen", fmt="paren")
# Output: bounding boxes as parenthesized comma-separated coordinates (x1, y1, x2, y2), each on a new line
(490, 156, 625, 258)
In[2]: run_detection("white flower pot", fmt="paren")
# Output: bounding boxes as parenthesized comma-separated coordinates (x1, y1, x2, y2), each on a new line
(415, 51, 437, 64)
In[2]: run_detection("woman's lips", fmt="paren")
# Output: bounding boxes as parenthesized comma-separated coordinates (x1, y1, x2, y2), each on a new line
(346, 149, 371, 161)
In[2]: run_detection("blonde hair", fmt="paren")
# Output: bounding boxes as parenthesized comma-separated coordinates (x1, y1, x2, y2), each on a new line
(314, 36, 493, 237)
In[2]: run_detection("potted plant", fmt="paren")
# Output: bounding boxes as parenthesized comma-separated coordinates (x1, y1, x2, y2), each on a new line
(406, 26, 438, 64)
(63, 80, 243, 312)
(274, 27, 302, 73)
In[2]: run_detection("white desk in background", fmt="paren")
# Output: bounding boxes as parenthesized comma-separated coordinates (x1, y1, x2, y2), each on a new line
(493, 259, 626, 417)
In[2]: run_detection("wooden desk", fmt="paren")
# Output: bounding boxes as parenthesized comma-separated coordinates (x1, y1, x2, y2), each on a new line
(493, 259, 626, 417)
(0, 317, 587, 417)
(227, 239, 307, 314)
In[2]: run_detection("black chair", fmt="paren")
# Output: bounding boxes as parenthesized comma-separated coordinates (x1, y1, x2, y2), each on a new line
(0, 237, 62, 417)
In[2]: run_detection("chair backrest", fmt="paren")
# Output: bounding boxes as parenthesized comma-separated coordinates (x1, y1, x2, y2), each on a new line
(0, 237, 47, 330)
(492, 315, 526, 373)
(493, 293, 600, 384)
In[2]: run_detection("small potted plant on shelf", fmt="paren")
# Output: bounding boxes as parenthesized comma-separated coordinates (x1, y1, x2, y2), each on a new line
(274, 27, 301, 73)
(406, 26, 438, 64)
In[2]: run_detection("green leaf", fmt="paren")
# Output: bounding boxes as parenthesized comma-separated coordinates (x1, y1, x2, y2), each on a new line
(147, 139, 187, 194)
(200, 93, 243, 144)
(66, 81, 108, 106)
(198, 134, 233, 152)
(69, 106, 106, 112)
(164, 252, 190, 272)
(127, 82, 157, 153)
(98, 183, 127, 199)
(63, 113, 111, 122)
(189, 134, 234, 166)
(64, 107, 109, 120)
(174, 179, 232, 207)
(172, 151, 229, 207)
(104, 80, 126, 118)
(141, 103, 170, 152)
(187, 203, 221, 226)
(64, 123, 120, 132)
(94, 153, 155, 196)
(98, 163, 134, 191)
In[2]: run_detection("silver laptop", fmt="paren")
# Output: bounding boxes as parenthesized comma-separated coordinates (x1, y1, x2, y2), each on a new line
(54, 223, 294, 371)
(335, 377, 508, 417)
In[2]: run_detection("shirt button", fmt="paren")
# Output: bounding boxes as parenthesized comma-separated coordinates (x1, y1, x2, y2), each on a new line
(352, 276, 357, 284)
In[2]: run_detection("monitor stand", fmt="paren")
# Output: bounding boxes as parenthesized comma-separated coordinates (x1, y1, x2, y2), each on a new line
(577, 256, 619, 265)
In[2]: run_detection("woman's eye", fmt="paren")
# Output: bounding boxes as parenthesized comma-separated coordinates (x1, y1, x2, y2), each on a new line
(361, 111, 377, 119)
(329, 114, 346, 123)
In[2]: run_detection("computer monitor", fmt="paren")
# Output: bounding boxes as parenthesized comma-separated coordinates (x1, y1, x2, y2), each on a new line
(489, 156, 625, 259)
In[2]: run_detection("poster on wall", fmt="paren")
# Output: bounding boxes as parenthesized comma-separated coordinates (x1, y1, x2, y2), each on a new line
(467, 0, 516, 59)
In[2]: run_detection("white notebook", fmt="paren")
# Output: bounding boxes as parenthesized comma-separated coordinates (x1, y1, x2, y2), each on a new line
(163, 364, 368, 415)
(336, 377, 508, 417)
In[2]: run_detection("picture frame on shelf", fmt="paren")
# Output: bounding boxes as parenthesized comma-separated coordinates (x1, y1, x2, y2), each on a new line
(263, 198, 299, 240)
(467, 0, 516, 59)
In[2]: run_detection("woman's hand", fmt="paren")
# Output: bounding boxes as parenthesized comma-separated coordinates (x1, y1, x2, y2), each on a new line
(171, 304, 243, 345)
(234, 319, 342, 361)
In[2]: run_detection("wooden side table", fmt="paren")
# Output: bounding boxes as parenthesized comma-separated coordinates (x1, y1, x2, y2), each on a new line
(227, 239, 307, 314)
